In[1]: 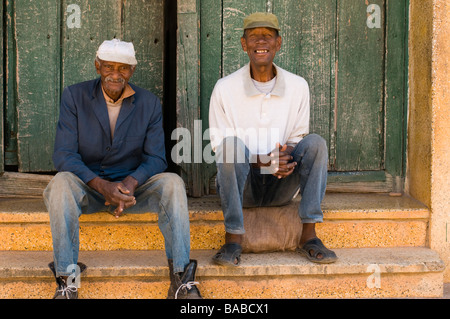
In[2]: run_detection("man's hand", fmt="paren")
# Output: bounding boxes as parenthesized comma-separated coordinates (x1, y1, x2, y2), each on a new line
(87, 176, 138, 218)
(251, 154, 272, 168)
(270, 143, 296, 179)
(120, 176, 139, 198)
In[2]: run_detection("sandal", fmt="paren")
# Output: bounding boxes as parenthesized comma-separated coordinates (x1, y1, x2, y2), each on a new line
(297, 237, 338, 264)
(212, 243, 242, 267)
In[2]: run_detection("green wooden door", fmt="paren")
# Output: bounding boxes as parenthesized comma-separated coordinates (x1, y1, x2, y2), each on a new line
(0, 0, 3, 174)
(4, 0, 164, 172)
(177, 0, 407, 196)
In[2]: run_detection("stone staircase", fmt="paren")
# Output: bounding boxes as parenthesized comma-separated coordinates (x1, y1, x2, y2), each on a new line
(0, 192, 445, 299)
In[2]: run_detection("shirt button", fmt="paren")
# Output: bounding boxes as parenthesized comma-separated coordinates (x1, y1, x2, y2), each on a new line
(106, 147, 111, 151)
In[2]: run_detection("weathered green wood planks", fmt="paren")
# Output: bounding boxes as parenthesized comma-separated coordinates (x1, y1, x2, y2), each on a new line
(4, 0, 19, 167)
(15, 0, 61, 172)
(176, 0, 202, 196)
(2, 0, 407, 195)
(62, 0, 164, 95)
(10, 0, 164, 172)
(0, 0, 3, 173)
(202, 0, 386, 172)
(199, 0, 223, 194)
(193, 0, 406, 194)
(62, 0, 122, 88)
(334, 0, 385, 171)
(122, 0, 164, 98)
(384, 0, 408, 179)
(295, 0, 336, 167)
(222, 0, 266, 76)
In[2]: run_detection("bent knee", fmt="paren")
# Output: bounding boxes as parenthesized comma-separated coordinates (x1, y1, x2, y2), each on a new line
(305, 134, 326, 147)
(158, 173, 186, 192)
(303, 134, 327, 154)
(45, 172, 79, 195)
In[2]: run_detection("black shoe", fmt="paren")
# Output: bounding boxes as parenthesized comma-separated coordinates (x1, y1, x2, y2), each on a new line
(48, 262, 87, 299)
(167, 259, 202, 299)
(53, 276, 78, 299)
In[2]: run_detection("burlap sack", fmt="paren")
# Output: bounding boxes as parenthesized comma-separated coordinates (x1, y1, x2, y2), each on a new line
(241, 200, 303, 253)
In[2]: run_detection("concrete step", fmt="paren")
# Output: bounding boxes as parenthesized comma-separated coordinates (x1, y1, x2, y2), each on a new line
(0, 193, 430, 251)
(0, 247, 444, 298)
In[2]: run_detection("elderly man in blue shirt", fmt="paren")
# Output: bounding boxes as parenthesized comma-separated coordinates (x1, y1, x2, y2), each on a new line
(44, 39, 201, 299)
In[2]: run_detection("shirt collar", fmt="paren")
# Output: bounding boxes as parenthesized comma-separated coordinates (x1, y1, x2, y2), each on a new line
(102, 83, 135, 104)
(243, 63, 285, 97)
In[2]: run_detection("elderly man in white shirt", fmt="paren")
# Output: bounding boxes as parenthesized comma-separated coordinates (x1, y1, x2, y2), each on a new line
(209, 12, 337, 266)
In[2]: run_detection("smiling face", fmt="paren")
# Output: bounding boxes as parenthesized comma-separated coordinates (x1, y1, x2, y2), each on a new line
(95, 59, 135, 101)
(241, 27, 282, 70)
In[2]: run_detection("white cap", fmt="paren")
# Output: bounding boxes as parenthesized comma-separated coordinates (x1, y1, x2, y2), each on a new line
(96, 39, 138, 66)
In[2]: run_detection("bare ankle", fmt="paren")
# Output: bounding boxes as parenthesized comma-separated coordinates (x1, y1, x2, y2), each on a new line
(225, 232, 243, 245)
(300, 223, 317, 244)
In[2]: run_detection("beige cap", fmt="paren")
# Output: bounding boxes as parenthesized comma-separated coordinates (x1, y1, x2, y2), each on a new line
(96, 39, 138, 66)
(243, 12, 280, 31)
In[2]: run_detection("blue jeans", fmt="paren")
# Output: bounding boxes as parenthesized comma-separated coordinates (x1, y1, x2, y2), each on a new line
(215, 134, 328, 235)
(43, 172, 191, 276)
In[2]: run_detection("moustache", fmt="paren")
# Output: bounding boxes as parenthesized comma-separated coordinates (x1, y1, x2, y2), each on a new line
(105, 77, 125, 84)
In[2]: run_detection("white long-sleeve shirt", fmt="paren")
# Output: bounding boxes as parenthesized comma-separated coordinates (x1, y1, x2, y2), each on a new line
(209, 63, 310, 155)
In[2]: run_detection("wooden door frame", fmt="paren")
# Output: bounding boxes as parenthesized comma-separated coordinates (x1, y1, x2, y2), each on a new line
(383, 0, 409, 192)
(0, 0, 4, 174)
(2, 0, 166, 173)
(327, 0, 408, 194)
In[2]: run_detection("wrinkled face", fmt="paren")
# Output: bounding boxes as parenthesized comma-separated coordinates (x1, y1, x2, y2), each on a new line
(95, 59, 135, 99)
(240, 27, 282, 68)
